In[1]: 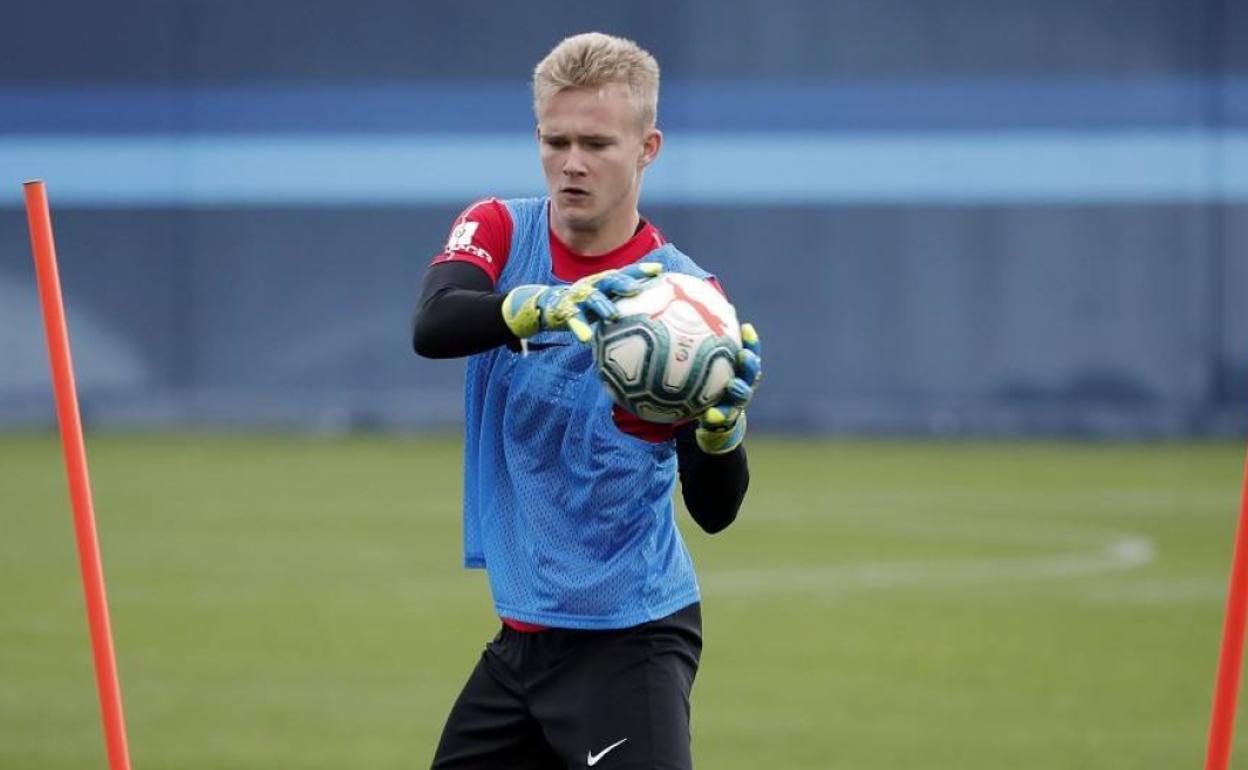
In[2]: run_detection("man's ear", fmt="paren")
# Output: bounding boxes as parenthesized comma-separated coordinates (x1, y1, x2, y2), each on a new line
(640, 128, 663, 168)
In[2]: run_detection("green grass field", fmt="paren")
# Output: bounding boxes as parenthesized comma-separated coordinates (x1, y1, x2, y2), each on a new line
(1, 433, 1244, 768)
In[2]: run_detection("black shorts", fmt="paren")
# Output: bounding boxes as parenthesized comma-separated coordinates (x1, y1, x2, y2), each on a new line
(431, 602, 703, 769)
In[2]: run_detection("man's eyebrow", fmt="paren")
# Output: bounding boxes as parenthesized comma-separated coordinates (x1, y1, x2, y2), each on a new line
(539, 131, 616, 141)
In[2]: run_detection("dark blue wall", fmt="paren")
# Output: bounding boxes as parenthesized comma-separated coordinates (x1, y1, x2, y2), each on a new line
(1, 0, 1245, 435)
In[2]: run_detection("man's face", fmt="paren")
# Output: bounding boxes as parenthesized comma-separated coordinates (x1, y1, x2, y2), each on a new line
(537, 84, 660, 235)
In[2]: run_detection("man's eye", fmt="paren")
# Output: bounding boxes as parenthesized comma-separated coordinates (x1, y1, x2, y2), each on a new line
(545, 139, 569, 148)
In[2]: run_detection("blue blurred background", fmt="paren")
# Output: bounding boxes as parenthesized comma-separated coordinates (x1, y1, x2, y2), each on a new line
(1, 0, 1245, 436)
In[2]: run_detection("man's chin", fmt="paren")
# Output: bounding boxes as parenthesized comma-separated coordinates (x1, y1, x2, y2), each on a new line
(553, 206, 601, 233)
(564, 215, 601, 233)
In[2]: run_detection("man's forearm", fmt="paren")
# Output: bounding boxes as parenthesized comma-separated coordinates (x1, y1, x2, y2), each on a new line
(675, 423, 749, 534)
(412, 261, 517, 358)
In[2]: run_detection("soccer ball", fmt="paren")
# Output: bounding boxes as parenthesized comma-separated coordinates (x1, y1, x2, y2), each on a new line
(592, 273, 741, 423)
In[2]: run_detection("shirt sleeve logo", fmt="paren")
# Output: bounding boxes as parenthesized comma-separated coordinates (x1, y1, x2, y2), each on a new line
(444, 220, 494, 263)
(446, 221, 480, 252)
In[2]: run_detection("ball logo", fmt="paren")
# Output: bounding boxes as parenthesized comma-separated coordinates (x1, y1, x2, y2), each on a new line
(650, 278, 727, 336)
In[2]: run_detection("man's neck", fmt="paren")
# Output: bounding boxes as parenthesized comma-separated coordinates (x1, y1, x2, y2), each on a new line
(550, 206, 641, 257)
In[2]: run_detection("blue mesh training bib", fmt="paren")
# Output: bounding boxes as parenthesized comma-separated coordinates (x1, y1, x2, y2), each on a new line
(460, 197, 711, 629)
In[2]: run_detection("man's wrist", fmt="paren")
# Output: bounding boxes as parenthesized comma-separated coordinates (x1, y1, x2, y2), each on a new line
(501, 284, 548, 339)
(695, 413, 747, 455)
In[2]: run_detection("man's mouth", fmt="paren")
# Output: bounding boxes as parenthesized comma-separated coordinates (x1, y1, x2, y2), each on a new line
(560, 187, 590, 199)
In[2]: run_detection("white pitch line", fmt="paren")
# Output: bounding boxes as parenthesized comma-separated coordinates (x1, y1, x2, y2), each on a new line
(701, 534, 1154, 596)
(1084, 578, 1224, 605)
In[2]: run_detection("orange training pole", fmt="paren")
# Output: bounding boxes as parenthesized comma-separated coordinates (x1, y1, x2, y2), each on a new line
(23, 180, 133, 770)
(1206, 448, 1248, 770)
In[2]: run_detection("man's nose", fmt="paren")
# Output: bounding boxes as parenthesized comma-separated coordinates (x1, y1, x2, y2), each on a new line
(562, 146, 588, 176)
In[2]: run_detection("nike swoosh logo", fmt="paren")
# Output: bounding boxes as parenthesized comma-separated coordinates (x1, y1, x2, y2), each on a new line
(587, 737, 628, 766)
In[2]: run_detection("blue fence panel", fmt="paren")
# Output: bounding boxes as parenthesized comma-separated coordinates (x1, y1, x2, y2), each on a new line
(0, 0, 1244, 435)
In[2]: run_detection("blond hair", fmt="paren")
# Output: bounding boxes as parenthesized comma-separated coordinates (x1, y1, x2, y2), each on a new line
(532, 32, 660, 128)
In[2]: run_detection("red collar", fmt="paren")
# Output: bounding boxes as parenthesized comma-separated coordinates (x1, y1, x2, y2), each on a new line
(549, 214, 666, 282)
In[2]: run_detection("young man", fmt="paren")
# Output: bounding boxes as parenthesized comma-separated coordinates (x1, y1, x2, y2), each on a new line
(412, 32, 761, 769)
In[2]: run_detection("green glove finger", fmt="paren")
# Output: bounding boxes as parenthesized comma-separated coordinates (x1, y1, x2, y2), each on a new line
(617, 262, 663, 283)
(567, 311, 594, 343)
(723, 378, 754, 407)
(740, 322, 761, 356)
(736, 349, 762, 387)
(582, 289, 619, 322)
(703, 405, 740, 426)
(595, 267, 657, 299)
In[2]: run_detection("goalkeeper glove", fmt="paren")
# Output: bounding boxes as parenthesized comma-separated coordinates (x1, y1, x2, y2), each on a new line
(500, 262, 662, 343)
(696, 322, 761, 455)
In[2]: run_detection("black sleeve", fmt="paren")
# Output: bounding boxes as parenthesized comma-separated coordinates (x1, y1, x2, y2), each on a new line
(411, 260, 519, 359)
(674, 423, 749, 534)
